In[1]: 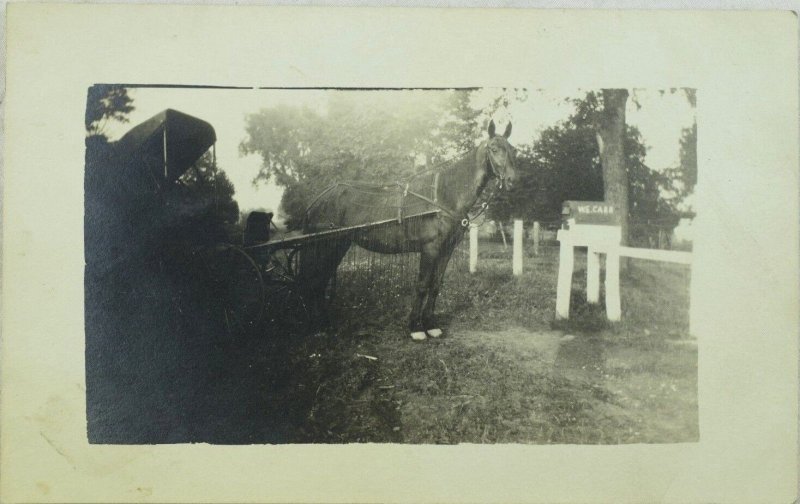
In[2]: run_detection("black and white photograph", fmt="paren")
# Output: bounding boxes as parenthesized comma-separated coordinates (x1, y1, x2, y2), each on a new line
(85, 86, 698, 444)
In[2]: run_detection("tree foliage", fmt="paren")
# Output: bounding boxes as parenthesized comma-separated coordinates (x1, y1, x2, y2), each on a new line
(662, 122, 697, 211)
(489, 91, 684, 241)
(240, 90, 483, 228)
(86, 85, 135, 137)
(171, 151, 240, 245)
(679, 123, 697, 190)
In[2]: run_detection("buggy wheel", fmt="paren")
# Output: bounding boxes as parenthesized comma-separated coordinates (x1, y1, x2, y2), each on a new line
(262, 282, 312, 335)
(204, 244, 265, 336)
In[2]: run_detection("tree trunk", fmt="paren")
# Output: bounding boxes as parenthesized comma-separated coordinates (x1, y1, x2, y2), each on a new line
(596, 89, 630, 247)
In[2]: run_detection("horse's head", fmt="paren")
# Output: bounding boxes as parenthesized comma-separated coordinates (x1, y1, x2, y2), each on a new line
(482, 120, 517, 189)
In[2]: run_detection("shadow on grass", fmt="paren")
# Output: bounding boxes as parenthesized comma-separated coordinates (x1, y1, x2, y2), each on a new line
(550, 290, 611, 334)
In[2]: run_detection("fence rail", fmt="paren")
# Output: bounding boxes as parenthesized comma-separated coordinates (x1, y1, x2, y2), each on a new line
(466, 219, 692, 275)
(618, 246, 692, 265)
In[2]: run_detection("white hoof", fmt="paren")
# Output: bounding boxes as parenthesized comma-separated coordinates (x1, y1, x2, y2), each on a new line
(410, 331, 427, 341)
(426, 328, 443, 338)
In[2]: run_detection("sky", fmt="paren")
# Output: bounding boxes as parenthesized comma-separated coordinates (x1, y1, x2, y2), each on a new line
(103, 87, 696, 216)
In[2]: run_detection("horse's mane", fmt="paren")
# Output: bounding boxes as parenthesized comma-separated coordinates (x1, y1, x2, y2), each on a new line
(405, 144, 482, 182)
(307, 145, 479, 196)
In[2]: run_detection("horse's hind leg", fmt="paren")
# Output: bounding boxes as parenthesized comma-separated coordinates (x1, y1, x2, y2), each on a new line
(298, 239, 350, 330)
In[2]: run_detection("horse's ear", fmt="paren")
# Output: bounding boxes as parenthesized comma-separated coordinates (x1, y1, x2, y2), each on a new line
(503, 122, 512, 139)
(488, 120, 496, 138)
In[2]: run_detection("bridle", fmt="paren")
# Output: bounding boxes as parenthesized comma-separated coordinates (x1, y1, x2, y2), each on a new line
(457, 141, 514, 228)
(485, 138, 515, 190)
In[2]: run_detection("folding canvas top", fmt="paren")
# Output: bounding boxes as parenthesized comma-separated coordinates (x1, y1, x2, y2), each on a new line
(115, 108, 217, 184)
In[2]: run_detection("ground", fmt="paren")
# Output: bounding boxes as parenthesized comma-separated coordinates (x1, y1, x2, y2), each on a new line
(85, 241, 697, 444)
(277, 243, 697, 444)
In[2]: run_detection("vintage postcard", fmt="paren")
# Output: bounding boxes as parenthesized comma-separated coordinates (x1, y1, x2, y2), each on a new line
(2, 5, 797, 503)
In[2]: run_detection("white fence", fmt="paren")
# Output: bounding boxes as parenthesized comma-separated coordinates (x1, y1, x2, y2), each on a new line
(556, 227, 693, 322)
(468, 219, 559, 275)
(466, 219, 693, 322)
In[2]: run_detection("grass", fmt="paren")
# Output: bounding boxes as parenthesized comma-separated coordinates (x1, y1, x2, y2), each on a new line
(264, 241, 698, 444)
(86, 241, 697, 444)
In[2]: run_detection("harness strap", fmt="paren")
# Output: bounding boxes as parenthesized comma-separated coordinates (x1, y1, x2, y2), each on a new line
(403, 189, 460, 220)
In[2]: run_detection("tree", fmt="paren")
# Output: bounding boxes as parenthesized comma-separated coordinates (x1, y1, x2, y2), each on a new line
(85, 85, 135, 138)
(85, 85, 136, 198)
(596, 89, 631, 246)
(662, 122, 697, 212)
(435, 89, 483, 157)
(679, 123, 697, 192)
(171, 152, 240, 245)
(240, 90, 482, 229)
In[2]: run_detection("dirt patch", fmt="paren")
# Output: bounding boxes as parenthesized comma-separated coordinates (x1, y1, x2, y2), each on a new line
(366, 324, 698, 444)
(458, 327, 563, 373)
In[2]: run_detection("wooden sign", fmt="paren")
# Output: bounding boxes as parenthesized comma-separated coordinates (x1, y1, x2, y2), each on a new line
(561, 200, 621, 227)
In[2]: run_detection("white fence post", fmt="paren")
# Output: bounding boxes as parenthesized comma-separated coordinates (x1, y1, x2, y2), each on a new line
(533, 221, 540, 256)
(555, 236, 574, 319)
(586, 247, 600, 304)
(469, 225, 478, 273)
(605, 247, 621, 321)
(513, 219, 523, 276)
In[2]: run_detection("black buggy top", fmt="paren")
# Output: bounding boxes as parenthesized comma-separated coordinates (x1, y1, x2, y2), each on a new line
(115, 108, 217, 185)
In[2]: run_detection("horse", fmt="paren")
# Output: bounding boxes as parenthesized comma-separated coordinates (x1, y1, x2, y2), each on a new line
(299, 120, 517, 341)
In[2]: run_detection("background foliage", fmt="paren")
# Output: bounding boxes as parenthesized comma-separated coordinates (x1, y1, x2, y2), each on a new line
(85, 85, 135, 138)
(86, 86, 697, 240)
(239, 91, 485, 229)
(489, 92, 692, 231)
(240, 89, 696, 234)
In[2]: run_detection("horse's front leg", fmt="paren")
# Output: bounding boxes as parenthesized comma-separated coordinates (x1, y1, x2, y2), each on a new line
(408, 250, 436, 341)
(421, 236, 459, 338)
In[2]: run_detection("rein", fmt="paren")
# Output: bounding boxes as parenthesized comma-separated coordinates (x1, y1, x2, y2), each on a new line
(402, 176, 502, 228)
